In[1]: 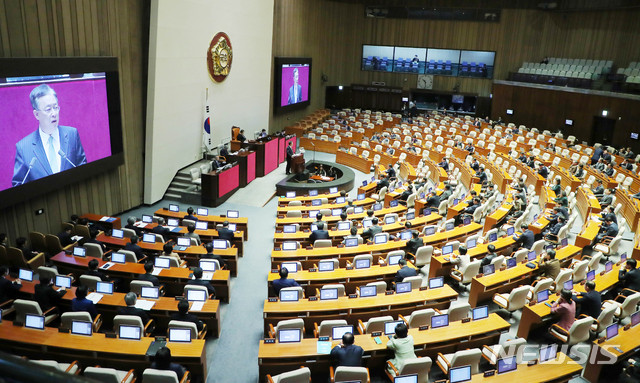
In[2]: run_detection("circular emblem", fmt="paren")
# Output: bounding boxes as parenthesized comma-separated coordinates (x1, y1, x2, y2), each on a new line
(207, 32, 233, 82)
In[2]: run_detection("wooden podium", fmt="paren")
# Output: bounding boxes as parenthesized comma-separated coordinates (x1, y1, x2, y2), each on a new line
(292, 153, 305, 173)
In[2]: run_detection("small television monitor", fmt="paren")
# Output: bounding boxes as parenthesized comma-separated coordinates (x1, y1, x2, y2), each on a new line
(506, 227, 515, 236)
(71, 320, 92, 336)
(329, 187, 338, 194)
(442, 245, 453, 255)
(449, 365, 472, 383)
(423, 208, 431, 216)
(362, 220, 373, 228)
(278, 328, 302, 343)
(424, 226, 436, 235)
(309, 189, 318, 196)
(462, 216, 471, 225)
(119, 325, 142, 340)
(400, 231, 413, 241)
(195, 221, 208, 230)
(360, 285, 377, 297)
(227, 210, 239, 218)
(394, 375, 418, 383)
(200, 260, 218, 272)
(320, 288, 339, 300)
(73, 247, 86, 257)
(332, 208, 342, 216)
(279, 289, 299, 302)
(587, 270, 596, 281)
(374, 234, 388, 244)
(632, 133, 639, 140)
(384, 320, 404, 335)
(111, 252, 126, 264)
(362, 180, 368, 186)
(311, 199, 321, 206)
(489, 232, 498, 242)
(453, 199, 459, 205)
(168, 327, 192, 343)
(111, 229, 124, 239)
(452, 94, 464, 104)
(280, 262, 298, 273)
(354, 206, 364, 214)
(540, 344, 558, 363)
(631, 311, 640, 327)
(395, 282, 411, 294)
(385, 216, 396, 224)
(431, 314, 449, 329)
(506, 257, 517, 269)
(355, 258, 371, 269)
(528, 251, 537, 261)
(406, 212, 415, 220)
(621, 253, 628, 262)
(472, 305, 489, 320)
(140, 286, 159, 299)
(357, 193, 365, 200)
(445, 222, 455, 231)
(373, 203, 382, 211)
(169, 204, 179, 212)
(337, 221, 351, 231)
(213, 239, 228, 249)
(466, 238, 476, 249)
(186, 289, 207, 302)
(166, 218, 179, 227)
(286, 191, 296, 198)
(606, 323, 618, 340)
(605, 261, 613, 272)
(497, 356, 517, 374)
(388, 254, 402, 265)
(563, 280, 573, 290)
(282, 241, 297, 251)
(142, 215, 153, 223)
(565, 119, 574, 126)
(429, 277, 444, 289)
(483, 264, 495, 275)
(345, 238, 359, 248)
(154, 257, 170, 269)
(228, 223, 237, 231)
(506, 109, 514, 115)
(177, 237, 191, 247)
(310, 223, 319, 232)
(390, 200, 399, 208)
(318, 260, 335, 272)
(537, 289, 549, 303)
(25, 314, 45, 330)
(18, 268, 33, 282)
(54, 275, 71, 289)
(142, 233, 156, 243)
(561, 238, 568, 247)
(331, 325, 354, 340)
(197, 208, 208, 216)
(336, 197, 346, 204)
(96, 281, 113, 294)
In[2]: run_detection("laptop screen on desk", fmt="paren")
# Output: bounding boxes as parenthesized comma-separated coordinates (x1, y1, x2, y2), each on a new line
(177, 237, 191, 247)
(320, 288, 338, 300)
(200, 260, 218, 272)
(343, 238, 358, 248)
(399, 231, 412, 241)
(442, 245, 453, 255)
(587, 270, 595, 281)
(195, 221, 208, 230)
(429, 277, 444, 289)
(213, 239, 228, 249)
(605, 261, 613, 272)
(353, 258, 369, 269)
(309, 189, 318, 196)
(96, 281, 113, 294)
(423, 208, 431, 216)
(563, 280, 573, 290)
(197, 208, 208, 216)
(424, 226, 436, 235)
(357, 193, 365, 200)
(119, 325, 141, 340)
(463, 216, 471, 225)
(141, 286, 159, 299)
(283, 225, 297, 233)
(278, 328, 301, 343)
(18, 268, 33, 282)
(55, 275, 71, 289)
(142, 215, 153, 223)
(329, 187, 338, 194)
(632, 311, 640, 327)
(73, 247, 86, 257)
(282, 241, 297, 251)
(506, 227, 515, 236)
(142, 233, 155, 243)
(331, 325, 353, 340)
(374, 235, 387, 244)
(227, 210, 239, 218)
(169, 204, 179, 212)
(384, 320, 404, 335)
(472, 305, 489, 320)
(528, 251, 537, 261)
(466, 238, 476, 249)
(497, 356, 517, 374)
(280, 262, 298, 273)
(483, 264, 495, 275)
(168, 327, 192, 343)
(111, 229, 124, 239)
(318, 260, 335, 272)
(405, 211, 415, 220)
(394, 375, 418, 383)
(506, 257, 517, 269)
(606, 323, 618, 340)
(395, 282, 411, 294)
(167, 218, 179, 227)
(390, 200, 399, 207)
(489, 233, 498, 242)
(71, 320, 92, 336)
(537, 289, 549, 303)
(337, 221, 351, 231)
(186, 289, 207, 302)
(336, 197, 346, 204)
(449, 365, 471, 383)
(373, 203, 382, 211)
(25, 314, 45, 330)
(286, 191, 296, 198)
(385, 216, 396, 224)
(540, 344, 558, 363)
(445, 222, 455, 231)
(360, 285, 377, 297)
(431, 314, 449, 329)
(279, 289, 299, 302)
(154, 257, 170, 269)
(362, 220, 373, 229)
(388, 254, 402, 266)
(354, 206, 364, 214)
(308, 212, 319, 222)
(312, 199, 321, 206)
(332, 209, 342, 216)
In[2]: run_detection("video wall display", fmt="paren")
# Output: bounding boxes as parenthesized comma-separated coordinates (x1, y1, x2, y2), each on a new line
(361, 45, 495, 78)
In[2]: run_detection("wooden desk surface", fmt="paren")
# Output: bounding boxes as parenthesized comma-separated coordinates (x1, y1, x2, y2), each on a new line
(468, 352, 581, 382)
(267, 264, 403, 283)
(278, 192, 341, 205)
(154, 209, 248, 239)
(81, 213, 122, 230)
(583, 321, 640, 382)
(275, 205, 407, 226)
(575, 216, 602, 249)
(429, 236, 517, 278)
(277, 197, 375, 212)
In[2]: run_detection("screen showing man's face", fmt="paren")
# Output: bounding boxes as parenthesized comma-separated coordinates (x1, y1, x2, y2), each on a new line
(33, 93, 59, 134)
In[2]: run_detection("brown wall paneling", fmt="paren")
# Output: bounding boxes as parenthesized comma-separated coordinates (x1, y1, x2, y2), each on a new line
(0, 0, 147, 245)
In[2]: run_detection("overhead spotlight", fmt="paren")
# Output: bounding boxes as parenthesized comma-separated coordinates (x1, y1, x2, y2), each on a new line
(602, 110, 608, 117)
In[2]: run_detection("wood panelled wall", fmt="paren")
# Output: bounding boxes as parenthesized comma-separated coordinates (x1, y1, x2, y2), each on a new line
(0, 1, 147, 242)
(271, 0, 640, 130)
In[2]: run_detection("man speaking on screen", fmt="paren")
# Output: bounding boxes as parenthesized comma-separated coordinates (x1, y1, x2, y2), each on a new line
(287, 68, 302, 105)
(12, 84, 87, 187)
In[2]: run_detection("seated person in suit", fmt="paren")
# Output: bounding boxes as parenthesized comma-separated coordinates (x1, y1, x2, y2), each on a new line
(386, 322, 417, 374)
(216, 221, 235, 241)
(437, 157, 449, 171)
(330, 332, 364, 367)
(595, 217, 618, 243)
(85, 259, 110, 282)
(361, 218, 382, 240)
(152, 218, 171, 237)
(161, 243, 183, 267)
(237, 129, 246, 143)
(425, 191, 440, 209)
(573, 281, 601, 319)
(15, 237, 38, 261)
(538, 249, 560, 280)
(84, 228, 106, 252)
(0, 265, 22, 301)
(138, 262, 161, 286)
(34, 275, 67, 313)
(376, 175, 389, 192)
(201, 242, 227, 269)
(184, 224, 201, 245)
(469, 158, 480, 172)
(598, 188, 614, 208)
(385, 164, 396, 179)
(618, 258, 640, 292)
(553, 191, 569, 207)
(117, 292, 150, 324)
(440, 185, 453, 201)
(398, 185, 413, 202)
(395, 258, 418, 283)
(57, 227, 74, 248)
(604, 163, 615, 177)
(550, 177, 562, 196)
(544, 216, 566, 240)
(170, 299, 203, 332)
(150, 347, 185, 381)
(537, 163, 549, 179)
(342, 226, 362, 244)
(513, 224, 535, 249)
(475, 167, 487, 183)
(591, 179, 604, 198)
(125, 216, 143, 236)
(309, 222, 330, 243)
(71, 285, 98, 319)
(219, 144, 230, 159)
(272, 267, 300, 295)
(405, 230, 423, 258)
(183, 207, 198, 222)
(124, 235, 145, 261)
(450, 245, 470, 270)
(547, 205, 570, 226)
(550, 289, 576, 331)
(481, 244, 498, 267)
(599, 206, 617, 224)
(186, 267, 216, 297)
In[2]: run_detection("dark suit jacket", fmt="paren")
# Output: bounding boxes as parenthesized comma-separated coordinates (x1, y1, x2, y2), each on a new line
(362, 225, 382, 240)
(426, 195, 440, 208)
(272, 278, 300, 294)
(34, 284, 66, 311)
(170, 312, 204, 331)
(124, 243, 145, 260)
(138, 273, 160, 286)
(71, 297, 98, 318)
(57, 231, 74, 247)
(85, 269, 110, 282)
(481, 253, 497, 267)
(376, 178, 389, 191)
(406, 237, 424, 256)
(286, 146, 294, 159)
(152, 225, 171, 237)
(0, 277, 22, 301)
(187, 279, 216, 296)
(309, 230, 330, 243)
(514, 230, 535, 249)
(591, 185, 604, 196)
(539, 259, 561, 280)
(217, 228, 235, 241)
(117, 305, 150, 324)
(183, 214, 198, 222)
(330, 344, 364, 367)
(573, 290, 602, 319)
(395, 266, 418, 282)
(288, 84, 302, 104)
(12, 125, 87, 186)
(619, 268, 640, 292)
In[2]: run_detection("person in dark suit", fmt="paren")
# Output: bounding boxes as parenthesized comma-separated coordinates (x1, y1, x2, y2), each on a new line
(554, 191, 569, 207)
(71, 285, 98, 318)
(285, 141, 294, 175)
(385, 164, 396, 179)
(272, 267, 300, 295)
(185, 224, 201, 245)
(470, 158, 480, 172)
(125, 216, 143, 236)
(438, 157, 449, 171)
(550, 178, 562, 196)
(85, 259, 110, 282)
(117, 292, 150, 324)
(15, 237, 38, 261)
(0, 266, 22, 301)
(405, 230, 423, 258)
(330, 332, 364, 367)
(124, 235, 145, 261)
(34, 275, 66, 312)
(216, 221, 235, 241)
(573, 281, 601, 319)
(183, 207, 198, 222)
(544, 216, 566, 240)
(236, 129, 247, 143)
(57, 227, 74, 248)
(475, 167, 487, 183)
(12, 84, 87, 187)
(84, 228, 106, 252)
(398, 185, 413, 202)
(481, 244, 498, 267)
(376, 175, 389, 192)
(152, 218, 171, 238)
(513, 224, 535, 249)
(394, 258, 418, 283)
(170, 299, 203, 331)
(598, 188, 613, 208)
(591, 146, 603, 165)
(287, 68, 302, 105)
(309, 222, 330, 243)
(186, 267, 216, 297)
(595, 218, 618, 243)
(150, 347, 185, 381)
(425, 192, 440, 209)
(137, 262, 160, 286)
(362, 218, 382, 240)
(219, 144, 230, 158)
(619, 259, 640, 292)
(201, 242, 227, 269)
(538, 164, 549, 179)
(601, 149, 612, 163)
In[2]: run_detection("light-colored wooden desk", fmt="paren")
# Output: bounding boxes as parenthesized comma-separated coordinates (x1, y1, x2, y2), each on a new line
(429, 236, 517, 278)
(276, 197, 375, 213)
(275, 205, 407, 227)
(583, 322, 640, 382)
(336, 150, 373, 174)
(154, 209, 249, 240)
(278, 192, 342, 206)
(575, 216, 602, 249)
(469, 352, 581, 382)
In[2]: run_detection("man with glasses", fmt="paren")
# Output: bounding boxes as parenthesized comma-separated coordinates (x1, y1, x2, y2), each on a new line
(12, 84, 86, 186)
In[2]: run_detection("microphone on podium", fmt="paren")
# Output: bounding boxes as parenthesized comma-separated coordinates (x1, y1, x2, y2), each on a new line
(58, 149, 77, 168)
(20, 157, 37, 185)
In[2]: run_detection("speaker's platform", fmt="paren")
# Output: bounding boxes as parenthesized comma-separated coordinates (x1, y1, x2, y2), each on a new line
(275, 161, 355, 196)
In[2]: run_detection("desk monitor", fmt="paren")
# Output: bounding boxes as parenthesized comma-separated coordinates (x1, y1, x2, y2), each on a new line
(177, 237, 191, 247)
(462, 216, 471, 225)
(605, 261, 613, 272)
(197, 208, 208, 216)
(563, 280, 573, 290)
(362, 220, 373, 228)
(528, 251, 537, 261)
(312, 199, 321, 206)
(25, 314, 45, 330)
(406, 212, 415, 220)
(483, 264, 495, 276)
(466, 238, 476, 249)
(445, 222, 455, 231)
(373, 203, 382, 211)
(186, 289, 207, 302)
(111, 229, 124, 239)
(318, 260, 335, 272)
(110, 252, 125, 264)
(320, 288, 339, 300)
(355, 258, 371, 269)
(606, 323, 618, 340)
(73, 247, 86, 257)
(331, 325, 354, 340)
(506, 227, 515, 236)
(332, 208, 342, 216)
(280, 262, 298, 273)
(282, 241, 298, 251)
(442, 245, 453, 255)
(354, 206, 364, 214)
(431, 314, 449, 329)
(168, 204, 179, 212)
(96, 281, 114, 294)
(587, 270, 596, 281)
(71, 320, 92, 336)
(119, 324, 142, 340)
(385, 216, 396, 224)
(195, 221, 208, 230)
(506, 257, 517, 269)
(449, 365, 471, 383)
(286, 191, 296, 198)
(621, 253, 628, 262)
(388, 254, 402, 266)
(395, 282, 411, 294)
(631, 311, 640, 327)
(141, 286, 160, 299)
(329, 187, 338, 194)
(371, 176, 376, 182)
(279, 289, 299, 302)
(453, 198, 459, 205)
(420, 192, 426, 199)
(422, 208, 431, 216)
(384, 320, 404, 335)
(18, 268, 33, 282)
(309, 189, 318, 196)
(154, 257, 170, 269)
(540, 343, 558, 363)
(394, 375, 418, 383)
(278, 328, 302, 343)
(560, 238, 568, 247)
(337, 221, 351, 231)
(55, 275, 71, 289)
(390, 200, 399, 208)
(345, 238, 359, 248)
(213, 239, 228, 249)
(489, 232, 498, 242)
(142, 233, 156, 243)
(168, 327, 192, 343)
(424, 226, 436, 235)
(497, 356, 517, 374)
(228, 223, 237, 231)
(374, 234, 388, 244)
(359, 285, 377, 297)
(142, 214, 153, 223)
(472, 305, 489, 320)
(227, 210, 239, 218)
(537, 289, 549, 303)
(336, 197, 346, 204)
(400, 230, 413, 241)
(200, 260, 218, 272)
(429, 277, 444, 289)
(362, 180, 368, 187)
(167, 218, 179, 227)
(389, 187, 395, 193)
(357, 193, 365, 200)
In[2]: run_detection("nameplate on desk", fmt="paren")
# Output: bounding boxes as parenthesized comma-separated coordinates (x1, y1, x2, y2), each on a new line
(597, 337, 606, 344)
(385, 291, 394, 295)
(271, 269, 279, 273)
(268, 297, 278, 302)
(308, 297, 318, 301)
(319, 336, 330, 341)
(309, 268, 317, 272)
(483, 370, 495, 377)
(371, 331, 382, 337)
(306, 246, 313, 250)
(349, 294, 358, 299)
(105, 332, 117, 338)
(461, 318, 471, 323)
(264, 338, 276, 344)
(337, 244, 345, 248)
(624, 324, 632, 331)
(275, 230, 282, 233)
(419, 325, 429, 331)
(346, 266, 353, 270)
(419, 286, 428, 291)
(303, 229, 310, 233)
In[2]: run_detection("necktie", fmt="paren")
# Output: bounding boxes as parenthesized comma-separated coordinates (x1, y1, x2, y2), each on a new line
(47, 134, 59, 173)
